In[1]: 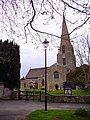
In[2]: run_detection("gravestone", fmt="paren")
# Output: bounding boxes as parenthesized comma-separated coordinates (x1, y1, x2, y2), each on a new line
(63, 81, 72, 95)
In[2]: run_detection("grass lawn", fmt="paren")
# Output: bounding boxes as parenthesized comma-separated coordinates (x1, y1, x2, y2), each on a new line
(48, 89, 90, 96)
(28, 109, 90, 120)
(72, 89, 90, 96)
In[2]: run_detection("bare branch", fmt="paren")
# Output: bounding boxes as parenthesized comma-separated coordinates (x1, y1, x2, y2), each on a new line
(70, 17, 90, 34)
(0, 0, 90, 44)
(24, 0, 60, 41)
(61, 0, 90, 15)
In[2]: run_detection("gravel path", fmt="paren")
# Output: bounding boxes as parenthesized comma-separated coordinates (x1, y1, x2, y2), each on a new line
(0, 100, 90, 120)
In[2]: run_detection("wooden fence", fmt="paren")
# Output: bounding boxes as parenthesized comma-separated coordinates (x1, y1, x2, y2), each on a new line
(11, 90, 41, 101)
(6, 90, 90, 103)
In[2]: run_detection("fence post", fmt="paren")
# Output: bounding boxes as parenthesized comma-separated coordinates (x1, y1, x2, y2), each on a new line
(26, 91, 28, 100)
(40, 91, 42, 101)
(18, 89, 20, 100)
(33, 90, 34, 101)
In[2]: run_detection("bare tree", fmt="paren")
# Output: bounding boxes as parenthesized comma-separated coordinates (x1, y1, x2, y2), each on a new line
(75, 34, 90, 84)
(75, 34, 90, 66)
(0, 0, 90, 45)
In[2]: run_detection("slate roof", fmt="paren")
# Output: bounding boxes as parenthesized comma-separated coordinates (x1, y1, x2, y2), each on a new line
(25, 67, 49, 79)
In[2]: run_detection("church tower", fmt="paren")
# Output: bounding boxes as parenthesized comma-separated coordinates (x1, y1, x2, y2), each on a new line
(20, 14, 76, 91)
(57, 15, 76, 72)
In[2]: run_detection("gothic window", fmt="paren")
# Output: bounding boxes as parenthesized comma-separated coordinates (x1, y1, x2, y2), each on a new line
(35, 82, 38, 89)
(30, 85, 33, 89)
(55, 84, 59, 90)
(42, 79, 44, 86)
(62, 45, 65, 53)
(24, 83, 26, 88)
(63, 58, 66, 65)
(54, 71, 59, 79)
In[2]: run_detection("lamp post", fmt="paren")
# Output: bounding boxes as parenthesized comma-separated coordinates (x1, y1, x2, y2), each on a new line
(43, 38, 49, 111)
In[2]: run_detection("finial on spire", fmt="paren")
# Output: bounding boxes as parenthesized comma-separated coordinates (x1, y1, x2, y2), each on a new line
(63, 12, 65, 22)
(63, 4, 66, 15)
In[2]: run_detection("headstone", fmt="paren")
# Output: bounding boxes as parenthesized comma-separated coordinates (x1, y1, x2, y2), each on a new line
(63, 81, 72, 95)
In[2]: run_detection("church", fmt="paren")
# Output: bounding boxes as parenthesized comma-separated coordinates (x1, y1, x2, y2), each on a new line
(20, 15, 76, 91)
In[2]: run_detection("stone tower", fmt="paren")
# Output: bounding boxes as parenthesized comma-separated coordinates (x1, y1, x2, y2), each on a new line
(57, 15, 76, 72)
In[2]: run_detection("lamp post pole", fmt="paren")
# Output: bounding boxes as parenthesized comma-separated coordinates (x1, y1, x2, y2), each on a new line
(45, 47, 47, 111)
(43, 39, 49, 111)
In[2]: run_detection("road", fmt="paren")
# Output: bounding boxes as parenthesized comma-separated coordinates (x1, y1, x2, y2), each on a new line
(0, 100, 90, 120)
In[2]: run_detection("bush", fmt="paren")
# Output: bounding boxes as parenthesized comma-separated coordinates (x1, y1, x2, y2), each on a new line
(74, 108, 88, 117)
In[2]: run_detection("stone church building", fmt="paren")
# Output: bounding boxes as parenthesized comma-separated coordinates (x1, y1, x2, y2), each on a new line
(21, 15, 76, 91)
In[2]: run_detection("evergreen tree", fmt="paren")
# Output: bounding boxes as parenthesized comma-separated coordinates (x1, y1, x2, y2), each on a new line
(0, 40, 20, 90)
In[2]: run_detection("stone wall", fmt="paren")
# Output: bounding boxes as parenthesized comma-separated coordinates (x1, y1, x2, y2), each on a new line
(1, 91, 90, 104)
(41, 93, 90, 104)
(0, 88, 12, 99)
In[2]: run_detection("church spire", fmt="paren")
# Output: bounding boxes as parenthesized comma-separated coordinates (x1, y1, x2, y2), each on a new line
(57, 14, 76, 71)
(61, 14, 70, 43)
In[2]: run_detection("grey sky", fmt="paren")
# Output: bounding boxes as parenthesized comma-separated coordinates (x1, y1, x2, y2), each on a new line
(0, 0, 90, 78)
(20, 42, 57, 78)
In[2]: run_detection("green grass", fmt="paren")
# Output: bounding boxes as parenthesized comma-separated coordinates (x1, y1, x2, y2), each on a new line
(48, 89, 90, 96)
(28, 110, 90, 120)
(72, 89, 90, 96)
(48, 89, 64, 95)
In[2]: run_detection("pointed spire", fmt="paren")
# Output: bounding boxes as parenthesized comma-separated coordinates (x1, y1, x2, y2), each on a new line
(60, 14, 71, 45)
(61, 14, 69, 36)
(57, 14, 76, 70)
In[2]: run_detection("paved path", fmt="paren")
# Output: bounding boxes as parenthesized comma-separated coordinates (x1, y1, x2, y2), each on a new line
(0, 100, 90, 120)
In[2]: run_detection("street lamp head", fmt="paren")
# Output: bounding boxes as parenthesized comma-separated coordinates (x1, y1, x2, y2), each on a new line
(43, 39, 49, 48)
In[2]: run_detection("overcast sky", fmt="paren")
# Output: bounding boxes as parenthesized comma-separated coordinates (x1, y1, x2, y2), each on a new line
(20, 41, 58, 78)
(0, 1, 90, 78)
(18, 14, 62, 78)
(1, 16, 89, 78)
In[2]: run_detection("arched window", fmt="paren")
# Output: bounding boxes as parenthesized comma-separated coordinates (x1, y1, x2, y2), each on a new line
(54, 71, 59, 79)
(34, 82, 38, 89)
(62, 45, 65, 53)
(55, 84, 59, 90)
(63, 58, 66, 65)
(42, 79, 44, 86)
(24, 83, 26, 88)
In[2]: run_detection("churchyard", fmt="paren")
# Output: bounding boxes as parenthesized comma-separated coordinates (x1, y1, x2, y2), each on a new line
(6, 88, 89, 104)
(49, 89, 90, 96)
